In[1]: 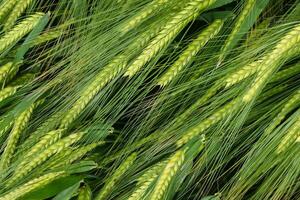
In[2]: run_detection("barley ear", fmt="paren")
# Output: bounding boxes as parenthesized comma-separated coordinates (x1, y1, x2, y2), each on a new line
(0, 12, 44, 53)
(128, 161, 167, 200)
(149, 150, 185, 200)
(277, 115, 300, 153)
(0, 85, 21, 103)
(177, 98, 240, 147)
(6, 132, 84, 187)
(0, 99, 43, 171)
(120, 0, 170, 34)
(4, 0, 35, 31)
(0, 0, 18, 23)
(15, 129, 65, 171)
(219, 0, 256, 62)
(124, 0, 216, 77)
(243, 25, 300, 103)
(157, 19, 224, 87)
(95, 153, 137, 200)
(0, 171, 66, 200)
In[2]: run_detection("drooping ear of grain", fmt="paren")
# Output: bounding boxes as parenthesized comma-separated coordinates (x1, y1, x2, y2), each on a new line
(157, 19, 224, 87)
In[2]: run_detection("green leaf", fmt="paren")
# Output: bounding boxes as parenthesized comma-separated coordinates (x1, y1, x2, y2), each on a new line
(53, 180, 82, 200)
(20, 176, 83, 200)
(65, 160, 98, 174)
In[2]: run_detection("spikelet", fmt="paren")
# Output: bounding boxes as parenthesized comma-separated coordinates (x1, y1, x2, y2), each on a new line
(124, 0, 216, 77)
(243, 24, 300, 103)
(0, 171, 65, 200)
(0, 13, 44, 53)
(224, 59, 263, 88)
(157, 19, 224, 87)
(0, 85, 20, 103)
(0, 0, 18, 22)
(177, 98, 240, 147)
(0, 99, 43, 171)
(121, 0, 170, 34)
(59, 22, 165, 129)
(265, 90, 300, 135)
(95, 153, 137, 200)
(128, 161, 167, 200)
(219, 0, 256, 61)
(277, 115, 300, 153)
(78, 184, 92, 200)
(15, 129, 65, 171)
(50, 141, 105, 169)
(0, 62, 14, 84)
(4, 0, 35, 31)
(149, 150, 185, 200)
(6, 132, 84, 187)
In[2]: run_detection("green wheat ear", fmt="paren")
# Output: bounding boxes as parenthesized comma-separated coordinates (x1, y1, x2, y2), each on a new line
(9, 73, 36, 87)
(6, 132, 84, 187)
(95, 153, 137, 200)
(120, 0, 170, 34)
(264, 90, 300, 136)
(3, 0, 35, 31)
(78, 184, 92, 200)
(243, 25, 300, 103)
(0, 99, 44, 171)
(277, 115, 300, 153)
(0, 0, 18, 23)
(15, 129, 65, 171)
(149, 149, 186, 200)
(157, 19, 224, 87)
(128, 161, 167, 200)
(59, 20, 166, 129)
(219, 0, 257, 62)
(124, 0, 216, 77)
(0, 171, 66, 200)
(0, 85, 21, 103)
(0, 12, 44, 53)
(177, 98, 241, 147)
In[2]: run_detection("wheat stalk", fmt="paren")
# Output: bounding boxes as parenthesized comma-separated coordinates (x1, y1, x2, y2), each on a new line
(6, 132, 84, 187)
(3, 0, 35, 31)
(95, 153, 137, 200)
(0, 12, 44, 53)
(0, 99, 43, 171)
(0, 171, 66, 200)
(149, 149, 185, 200)
(124, 0, 216, 77)
(157, 19, 224, 87)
